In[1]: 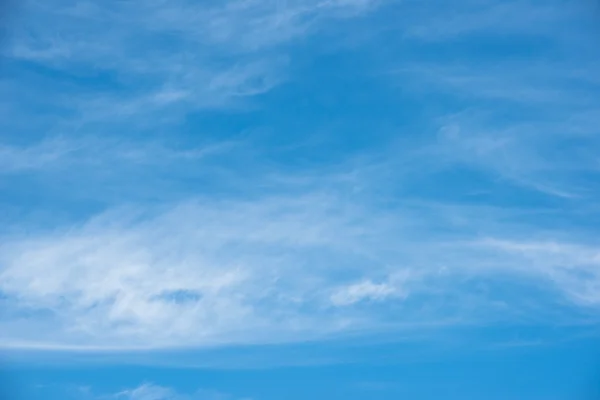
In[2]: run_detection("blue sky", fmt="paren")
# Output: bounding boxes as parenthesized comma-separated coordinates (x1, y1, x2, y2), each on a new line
(1, 0, 600, 398)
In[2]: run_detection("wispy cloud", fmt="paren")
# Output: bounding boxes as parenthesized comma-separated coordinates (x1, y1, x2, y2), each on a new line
(1, 0, 600, 352)
(385, 0, 600, 199)
(114, 383, 179, 400)
(477, 238, 600, 307)
(2, 0, 379, 130)
(329, 275, 407, 306)
(106, 383, 247, 400)
(396, 0, 593, 42)
(1, 186, 599, 349)
(0, 136, 234, 173)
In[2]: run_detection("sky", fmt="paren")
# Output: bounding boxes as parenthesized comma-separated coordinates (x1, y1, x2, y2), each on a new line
(1, 0, 600, 399)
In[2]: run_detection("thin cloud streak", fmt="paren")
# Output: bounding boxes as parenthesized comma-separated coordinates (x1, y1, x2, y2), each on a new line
(384, 1, 600, 200)
(3, 0, 380, 129)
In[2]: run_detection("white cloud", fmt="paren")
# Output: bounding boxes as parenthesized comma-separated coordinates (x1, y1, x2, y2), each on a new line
(400, 0, 582, 40)
(0, 193, 393, 349)
(428, 106, 600, 199)
(330, 276, 406, 306)
(1, 0, 600, 352)
(0, 137, 74, 172)
(112, 383, 247, 400)
(0, 136, 234, 173)
(1, 189, 600, 350)
(381, 0, 600, 200)
(3, 0, 379, 128)
(115, 384, 179, 400)
(477, 239, 600, 306)
(389, 61, 600, 199)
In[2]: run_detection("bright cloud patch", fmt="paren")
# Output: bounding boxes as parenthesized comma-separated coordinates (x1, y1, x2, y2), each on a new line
(330, 279, 402, 306)
(1, 194, 599, 349)
(112, 383, 244, 400)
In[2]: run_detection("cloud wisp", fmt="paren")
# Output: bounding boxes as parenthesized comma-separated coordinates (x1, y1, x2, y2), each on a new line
(385, 0, 600, 199)
(1, 187, 600, 350)
(2, 0, 380, 132)
(85, 382, 246, 400)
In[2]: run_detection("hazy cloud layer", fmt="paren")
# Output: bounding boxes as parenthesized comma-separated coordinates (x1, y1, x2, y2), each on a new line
(1, 0, 600, 350)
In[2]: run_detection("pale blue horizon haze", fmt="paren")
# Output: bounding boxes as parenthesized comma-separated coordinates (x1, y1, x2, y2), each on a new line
(1, 0, 600, 399)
